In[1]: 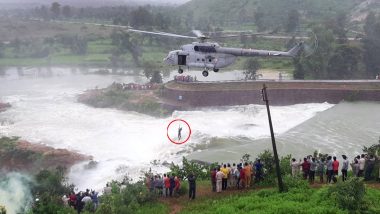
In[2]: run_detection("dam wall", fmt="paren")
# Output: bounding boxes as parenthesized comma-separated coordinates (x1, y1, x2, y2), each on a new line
(162, 80, 380, 109)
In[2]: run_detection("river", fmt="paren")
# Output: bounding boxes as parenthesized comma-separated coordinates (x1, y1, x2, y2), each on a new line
(0, 67, 379, 191)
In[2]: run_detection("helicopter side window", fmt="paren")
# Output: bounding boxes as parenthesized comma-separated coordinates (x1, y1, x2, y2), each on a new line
(198, 46, 216, 53)
(178, 55, 187, 66)
(194, 46, 199, 51)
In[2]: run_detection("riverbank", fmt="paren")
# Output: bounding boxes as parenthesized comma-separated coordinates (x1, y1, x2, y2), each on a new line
(0, 136, 91, 173)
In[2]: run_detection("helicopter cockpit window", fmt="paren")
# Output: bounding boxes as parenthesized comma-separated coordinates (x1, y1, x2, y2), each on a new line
(194, 46, 199, 51)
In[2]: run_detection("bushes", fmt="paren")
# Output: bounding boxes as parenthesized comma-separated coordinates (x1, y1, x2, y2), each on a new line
(95, 181, 161, 214)
(283, 175, 309, 192)
(327, 177, 366, 211)
(169, 157, 217, 180)
(30, 167, 75, 214)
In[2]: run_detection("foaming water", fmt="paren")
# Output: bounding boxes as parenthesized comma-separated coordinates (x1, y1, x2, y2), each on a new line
(0, 68, 333, 191)
(188, 102, 380, 165)
(278, 102, 380, 158)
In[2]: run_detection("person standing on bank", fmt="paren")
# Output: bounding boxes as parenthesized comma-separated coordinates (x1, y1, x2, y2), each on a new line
(210, 168, 217, 192)
(332, 156, 339, 176)
(365, 154, 376, 181)
(326, 156, 334, 184)
(188, 173, 196, 200)
(216, 167, 224, 193)
(359, 154, 366, 177)
(341, 155, 349, 181)
(309, 157, 317, 184)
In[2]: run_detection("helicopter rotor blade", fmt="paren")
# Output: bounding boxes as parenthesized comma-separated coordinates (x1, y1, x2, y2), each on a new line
(45, 20, 198, 40)
(202, 30, 278, 39)
(192, 30, 205, 38)
(127, 29, 197, 39)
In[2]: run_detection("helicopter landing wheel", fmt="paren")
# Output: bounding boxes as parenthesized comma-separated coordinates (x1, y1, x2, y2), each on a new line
(202, 70, 209, 77)
(178, 68, 183, 74)
(213, 68, 219, 72)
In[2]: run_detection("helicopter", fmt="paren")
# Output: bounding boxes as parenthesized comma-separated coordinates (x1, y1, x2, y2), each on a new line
(126, 28, 304, 77)
(47, 21, 308, 77)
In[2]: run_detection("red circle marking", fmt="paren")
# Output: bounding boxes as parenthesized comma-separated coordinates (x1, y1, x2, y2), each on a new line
(167, 119, 192, 145)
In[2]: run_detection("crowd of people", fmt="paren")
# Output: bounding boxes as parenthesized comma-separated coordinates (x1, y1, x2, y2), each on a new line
(61, 189, 99, 213)
(111, 82, 159, 90)
(208, 153, 380, 194)
(210, 160, 264, 193)
(55, 153, 378, 212)
(291, 153, 378, 184)
(174, 75, 197, 82)
(145, 173, 183, 197)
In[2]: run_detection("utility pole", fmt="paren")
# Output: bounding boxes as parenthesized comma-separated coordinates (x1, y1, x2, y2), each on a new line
(261, 84, 284, 192)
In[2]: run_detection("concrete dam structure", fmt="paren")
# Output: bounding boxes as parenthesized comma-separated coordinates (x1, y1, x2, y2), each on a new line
(162, 80, 380, 109)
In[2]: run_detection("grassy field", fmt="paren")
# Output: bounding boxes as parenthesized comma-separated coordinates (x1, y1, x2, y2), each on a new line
(158, 179, 380, 214)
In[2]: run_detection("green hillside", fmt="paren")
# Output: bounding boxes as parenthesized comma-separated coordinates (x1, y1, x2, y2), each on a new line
(178, 0, 359, 29)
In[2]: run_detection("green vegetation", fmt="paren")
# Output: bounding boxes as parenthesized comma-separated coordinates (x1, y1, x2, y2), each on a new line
(3, 140, 378, 214)
(23, 166, 380, 214)
(0, 206, 6, 214)
(93, 181, 168, 214)
(169, 157, 217, 180)
(27, 168, 168, 214)
(0, 137, 43, 166)
(2, 0, 380, 78)
(180, 181, 380, 214)
(31, 168, 76, 214)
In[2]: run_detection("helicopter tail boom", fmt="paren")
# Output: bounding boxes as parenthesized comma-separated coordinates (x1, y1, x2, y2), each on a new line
(218, 42, 303, 58)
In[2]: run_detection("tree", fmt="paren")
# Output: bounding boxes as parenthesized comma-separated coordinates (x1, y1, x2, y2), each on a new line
(364, 11, 376, 36)
(293, 25, 335, 79)
(327, 45, 362, 79)
(243, 58, 261, 80)
(143, 61, 162, 83)
(0, 206, 6, 214)
(62, 5, 72, 18)
(325, 12, 348, 43)
(35, 5, 49, 20)
(285, 9, 300, 33)
(67, 36, 87, 55)
(362, 13, 380, 78)
(50, 2, 61, 19)
(129, 6, 153, 28)
(293, 57, 305, 79)
(155, 12, 170, 31)
(111, 30, 142, 66)
(254, 9, 266, 32)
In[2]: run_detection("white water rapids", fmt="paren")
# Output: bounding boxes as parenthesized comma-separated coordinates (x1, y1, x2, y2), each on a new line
(1, 68, 379, 192)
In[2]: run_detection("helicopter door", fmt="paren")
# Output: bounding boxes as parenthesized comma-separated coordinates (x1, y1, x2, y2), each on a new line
(178, 55, 187, 66)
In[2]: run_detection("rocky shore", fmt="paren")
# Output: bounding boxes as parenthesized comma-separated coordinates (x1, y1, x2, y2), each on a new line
(0, 137, 91, 173)
(0, 102, 11, 112)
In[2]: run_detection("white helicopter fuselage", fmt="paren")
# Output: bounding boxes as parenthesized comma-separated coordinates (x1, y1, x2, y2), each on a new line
(164, 41, 302, 75)
(164, 42, 236, 70)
